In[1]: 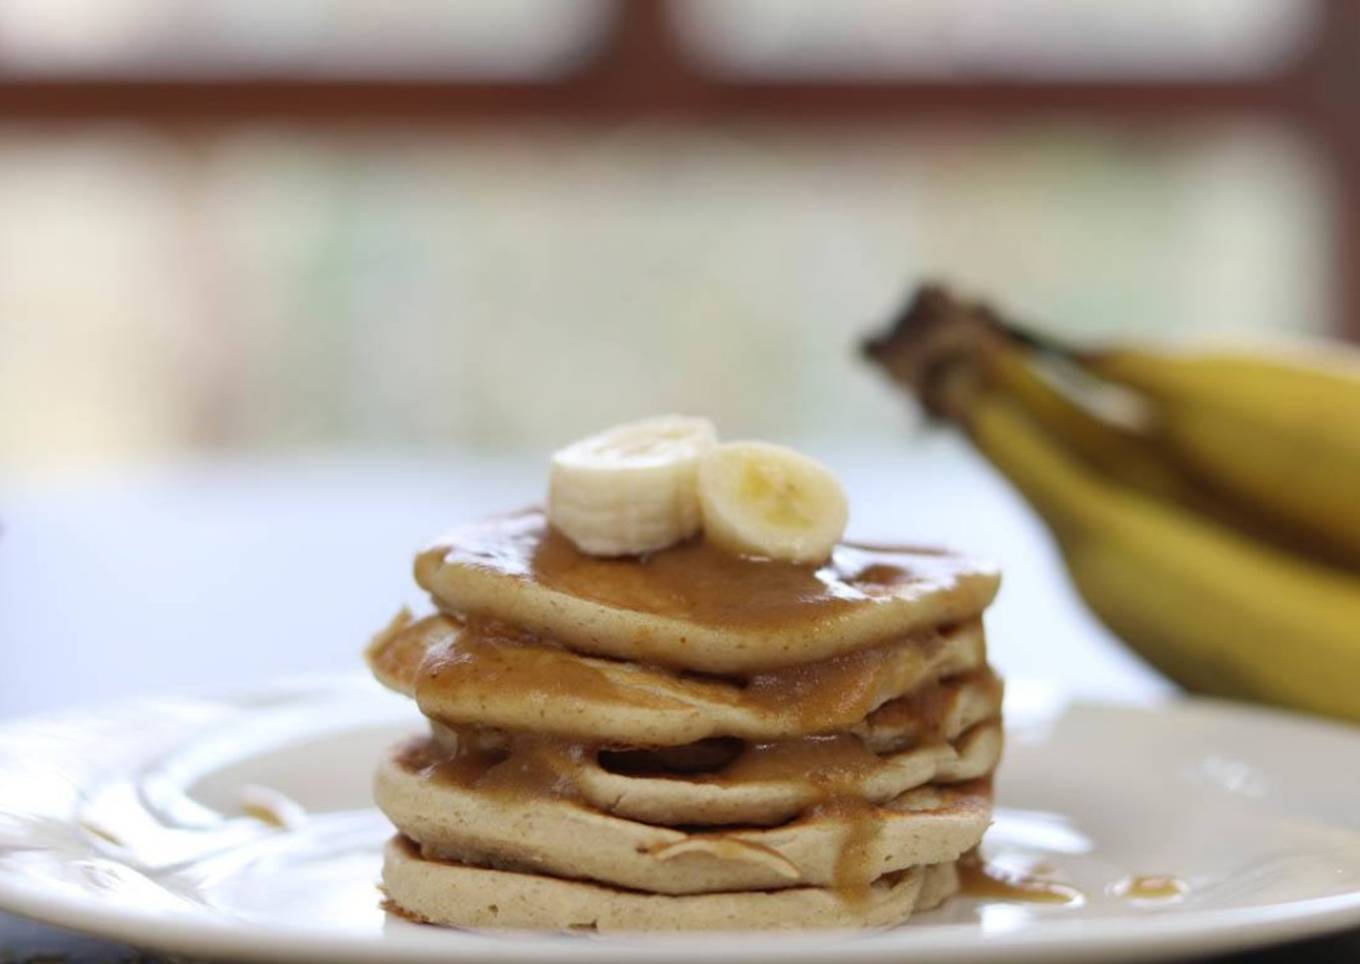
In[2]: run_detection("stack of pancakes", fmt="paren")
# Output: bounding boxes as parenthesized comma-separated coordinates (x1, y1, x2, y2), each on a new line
(368, 509, 1003, 931)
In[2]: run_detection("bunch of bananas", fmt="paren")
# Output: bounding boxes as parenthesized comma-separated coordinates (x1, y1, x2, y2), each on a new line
(864, 285, 1360, 724)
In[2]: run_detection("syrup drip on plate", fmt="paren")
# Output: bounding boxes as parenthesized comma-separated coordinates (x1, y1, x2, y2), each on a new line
(958, 855, 1082, 904)
(1113, 875, 1188, 900)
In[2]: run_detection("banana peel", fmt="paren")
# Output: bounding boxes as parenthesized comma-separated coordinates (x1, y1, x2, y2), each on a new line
(865, 285, 1360, 723)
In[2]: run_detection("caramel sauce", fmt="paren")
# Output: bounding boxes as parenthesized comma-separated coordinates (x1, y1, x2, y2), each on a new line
(958, 854, 1081, 904)
(364, 608, 423, 691)
(390, 512, 1002, 905)
(868, 674, 951, 737)
(408, 723, 903, 898)
(399, 734, 586, 802)
(474, 739, 587, 800)
(858, 673, 963, 748)
(422, 724, 902, 799)
(416, 620, 674, 713)
(814, 795, 882, 905)
(705, 735, 895, 902)
(711, 734, 886, 787)
(1113, 875, 1187, 900)
(405, 612, 962, 739)
(744, 640, 914, 731)
(397, 622, 975, 901)
(440, 510, 966, 630)
(238, 786, 307, 830)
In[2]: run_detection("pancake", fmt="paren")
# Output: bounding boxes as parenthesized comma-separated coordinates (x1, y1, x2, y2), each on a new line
(383, 835, 961, 932)
(376, 744, 992, 895)
(414, 510, 1000, 674)
(852, 666, 1004, 753)
(366, 612, 986, 745)
(556, 722, 1000, 827)
(424, 682, 1002, 827)
(373, 504, 1003, 930)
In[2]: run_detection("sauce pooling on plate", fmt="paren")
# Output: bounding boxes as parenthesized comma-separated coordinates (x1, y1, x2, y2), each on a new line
(1113, 875, 1188, 900)
(958, 855, 1082, 904)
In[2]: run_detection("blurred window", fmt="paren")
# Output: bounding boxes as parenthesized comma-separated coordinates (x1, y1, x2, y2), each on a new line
(0, 122, 1330, 469)
(0, 0, 1348, 472)
(673, 0, 1318, 79)
(0, 1, 1322, 82)
(0, 0, 613, 79)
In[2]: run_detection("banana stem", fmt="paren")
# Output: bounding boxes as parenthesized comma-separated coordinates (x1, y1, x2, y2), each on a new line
(863, 285, 1005, 416)
(864, 283, 1089, 412)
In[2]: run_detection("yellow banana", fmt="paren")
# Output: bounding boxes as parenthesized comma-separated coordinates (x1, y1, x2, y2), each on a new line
(864, 285, 1198, 505)
(1075, 345, 1360, 570)
(958, 381, 1360, 723)
(864, 285, 1360, 721)
(864, 285, 1185, 497)
(979, 348, 1194, 502)
(980, 343, 1356, 570)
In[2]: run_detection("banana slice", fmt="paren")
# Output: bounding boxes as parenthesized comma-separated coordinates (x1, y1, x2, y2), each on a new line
(697, 441, 848, 563)
(548, 415, 718, 556)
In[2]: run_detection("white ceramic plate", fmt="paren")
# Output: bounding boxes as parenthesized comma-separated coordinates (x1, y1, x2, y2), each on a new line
(2, 678, 1359, 964)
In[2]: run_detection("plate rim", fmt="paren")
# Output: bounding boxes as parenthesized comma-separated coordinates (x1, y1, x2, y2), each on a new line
(2, 678, 1359, 964)
(4, 862, 1360, 964)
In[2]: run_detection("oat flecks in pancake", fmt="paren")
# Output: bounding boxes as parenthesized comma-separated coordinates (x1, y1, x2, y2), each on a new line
(382, 835, 962, 931)
(414, 510, 999, 674)
(366, 612, 986, 745)
(373, 508, 1003, 930)
(375, 746, 991, 896)
(568, 722, 1000, 828)
(421, 673, 1003, 827)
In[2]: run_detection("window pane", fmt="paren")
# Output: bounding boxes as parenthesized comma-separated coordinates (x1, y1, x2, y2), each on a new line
(0, 121, 1330, 471)
(0, 0, 612, 79)
(674, 0, 1318, 79)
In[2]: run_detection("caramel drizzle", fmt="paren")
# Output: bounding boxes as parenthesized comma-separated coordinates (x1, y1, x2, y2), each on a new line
(1113, 875, 1187, 900)
(387, 516, 1000, 902)
(407, 676, 980, 903)
(408, 614, 967, 738)
(406, 730, 897, 903)
(399, 623, 989, 901)
(399, 732, 588, 802)
(447, 514, 965, 630)
(957, 853, 1081, 904)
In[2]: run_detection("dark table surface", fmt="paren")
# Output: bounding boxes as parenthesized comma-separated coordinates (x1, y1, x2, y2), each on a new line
(2, 910, 1358, 963)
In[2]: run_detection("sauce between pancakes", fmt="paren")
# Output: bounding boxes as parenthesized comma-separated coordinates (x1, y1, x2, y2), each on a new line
(391, 513, 1003, 905)
(420, 619, 672, 711)
(400, 690, 984, 904)
(401, 730, 898, 904)
(409, 615, 974, 735)
(407, 614, 970, 740)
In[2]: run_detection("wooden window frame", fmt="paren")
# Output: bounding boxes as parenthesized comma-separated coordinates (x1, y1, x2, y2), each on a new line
(1, 0, 1355, 337)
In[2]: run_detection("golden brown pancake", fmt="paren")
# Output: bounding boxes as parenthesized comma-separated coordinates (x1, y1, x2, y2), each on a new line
(421, 677, 1001, 827)
(383, 836, 963, 932)
(414, 510, 1000, 674)
(366, 612, 987, 745)
(377, 743, 994, 895)
(372, 512, 1004, 930)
